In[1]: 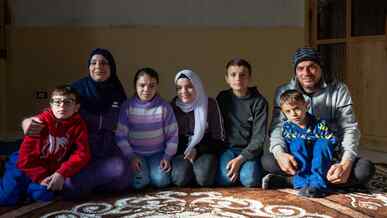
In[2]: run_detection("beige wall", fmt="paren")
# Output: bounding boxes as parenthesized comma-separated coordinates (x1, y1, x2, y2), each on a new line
(3, 26, 304, 137)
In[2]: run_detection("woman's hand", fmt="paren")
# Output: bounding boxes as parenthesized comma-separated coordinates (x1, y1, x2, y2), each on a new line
(160, 159, 171, 172)
(327, 160, 353, 184)
(276, 152, 298, 175)
(130, 157, 142, 172)
(184, 149, 197, 163)
(226, 155, 243, 182)
(22, 117, 44, 136)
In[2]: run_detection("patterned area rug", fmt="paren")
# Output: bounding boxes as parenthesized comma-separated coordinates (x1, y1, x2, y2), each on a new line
(1, 165, 386, 218)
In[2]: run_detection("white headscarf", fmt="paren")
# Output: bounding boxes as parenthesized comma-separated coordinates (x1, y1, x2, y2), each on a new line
(174, 69, 208, 155)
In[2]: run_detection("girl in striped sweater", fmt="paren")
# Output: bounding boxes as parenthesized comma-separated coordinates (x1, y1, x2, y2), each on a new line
(116, 68, 178, 189)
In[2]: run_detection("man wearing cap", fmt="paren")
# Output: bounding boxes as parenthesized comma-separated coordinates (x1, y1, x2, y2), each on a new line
(261, 47, 375, 191)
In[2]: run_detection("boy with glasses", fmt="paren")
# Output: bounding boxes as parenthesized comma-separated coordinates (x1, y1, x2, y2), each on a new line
(0, 85, 90, 205)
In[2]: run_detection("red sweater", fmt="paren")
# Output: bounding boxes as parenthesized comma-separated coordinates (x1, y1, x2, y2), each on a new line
(17, 108, 91, 183)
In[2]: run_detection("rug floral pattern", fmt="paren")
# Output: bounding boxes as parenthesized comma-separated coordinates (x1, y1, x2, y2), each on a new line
(5, 165, 387, 218)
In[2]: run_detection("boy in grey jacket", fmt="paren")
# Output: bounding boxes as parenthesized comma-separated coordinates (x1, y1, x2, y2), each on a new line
(261, 47, 374, 190)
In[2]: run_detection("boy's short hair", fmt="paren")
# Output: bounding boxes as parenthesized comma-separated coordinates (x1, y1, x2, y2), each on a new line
(225, 58, 252, 75)
(279, 89, 305, 108)
(50, 85, 80, 103)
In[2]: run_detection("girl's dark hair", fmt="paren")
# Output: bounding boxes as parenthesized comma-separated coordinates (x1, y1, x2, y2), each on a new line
(225, 58, 252, 75)
(133, 67, 159, 86)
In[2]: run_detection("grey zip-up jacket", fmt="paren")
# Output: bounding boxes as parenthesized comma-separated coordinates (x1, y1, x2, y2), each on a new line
(269, 78, 359, 162)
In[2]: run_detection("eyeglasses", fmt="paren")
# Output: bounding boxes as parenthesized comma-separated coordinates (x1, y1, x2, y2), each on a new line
(50, 98, 76, 107)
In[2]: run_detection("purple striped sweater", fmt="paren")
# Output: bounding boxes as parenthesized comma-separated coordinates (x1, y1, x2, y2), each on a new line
(116, 95, 178, 160)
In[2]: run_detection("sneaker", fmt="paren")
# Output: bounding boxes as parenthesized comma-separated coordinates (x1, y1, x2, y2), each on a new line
(296, 186, 309, 197)
(305, 187, 327, 198)
(297, 186, 327, 198)
(261, 173, 291, 190)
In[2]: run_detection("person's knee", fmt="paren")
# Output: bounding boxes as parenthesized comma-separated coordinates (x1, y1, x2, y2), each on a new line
(28, 183, 54, 202)
(194, 155, 217, 187)
(132, 173, 150, 190)
(215, 165, 233, 186)
(354, 158, 375, 184)
(104, 157, 127, 178)
(240, 176, 259, 187)
(216, 174, 233, 187)
(216, 156, 233, 186)
(240, 161, 261, 187)
(31, 190, 54, 202)
(146, 156, 170, 188)
(171, 157, 193, 187)
(0, 190, 20, 205)
(219, 150, 234, 163)
(150, 172, 171, 188)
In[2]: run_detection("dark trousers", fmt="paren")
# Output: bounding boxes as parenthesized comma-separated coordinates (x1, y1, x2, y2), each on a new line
(171, 153, 217, 187)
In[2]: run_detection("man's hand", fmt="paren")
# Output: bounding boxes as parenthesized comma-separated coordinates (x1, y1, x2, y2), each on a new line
(327, 160, 353, 184)
(160, 159, 171, 172)
(226, 155, 244, 182)
(22, 117, 44, 136)
(276, 152, 298, 175)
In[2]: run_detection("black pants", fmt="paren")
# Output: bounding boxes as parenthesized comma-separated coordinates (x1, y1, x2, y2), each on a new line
(261, 153, 375, 188)
(171, 154, 217, 187)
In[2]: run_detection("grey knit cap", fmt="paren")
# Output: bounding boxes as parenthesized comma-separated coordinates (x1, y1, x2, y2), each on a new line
(292, 47, 321, 68)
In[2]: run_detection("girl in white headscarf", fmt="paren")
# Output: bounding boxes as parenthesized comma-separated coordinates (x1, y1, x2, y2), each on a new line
(171, 69, 225, 187)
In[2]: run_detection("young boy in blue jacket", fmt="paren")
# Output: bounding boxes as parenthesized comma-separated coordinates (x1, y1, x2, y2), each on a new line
(273, 89, 336, 197)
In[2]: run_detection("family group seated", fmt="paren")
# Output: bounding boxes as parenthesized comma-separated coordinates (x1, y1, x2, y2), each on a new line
(0, 47, 375, 205)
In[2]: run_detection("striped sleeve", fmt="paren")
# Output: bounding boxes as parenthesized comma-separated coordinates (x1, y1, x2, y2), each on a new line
(162, 103, 178, 160)
(115, 101, 135, 160)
